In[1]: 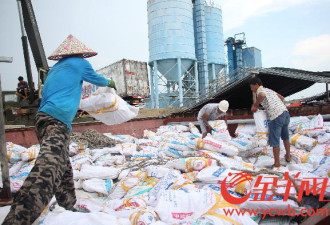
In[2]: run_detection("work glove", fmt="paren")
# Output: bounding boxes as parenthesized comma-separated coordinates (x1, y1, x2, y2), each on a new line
(107, 79, 117, 90)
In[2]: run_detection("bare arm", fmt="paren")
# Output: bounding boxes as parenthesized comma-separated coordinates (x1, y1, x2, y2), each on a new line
(251, 92, 265, 112)
(202, 113, 211, 129)
(276, 93, 284, 101)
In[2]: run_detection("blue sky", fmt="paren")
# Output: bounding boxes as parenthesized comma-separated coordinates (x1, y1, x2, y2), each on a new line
(1, 0, 329, 101)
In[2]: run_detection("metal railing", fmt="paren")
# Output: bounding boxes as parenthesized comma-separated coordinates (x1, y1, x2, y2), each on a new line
(168, 67, 330, 109)
(169, 67, 253, 108)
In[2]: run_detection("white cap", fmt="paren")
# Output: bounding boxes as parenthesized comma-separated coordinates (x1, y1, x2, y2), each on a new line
(218, 100, 229, 112)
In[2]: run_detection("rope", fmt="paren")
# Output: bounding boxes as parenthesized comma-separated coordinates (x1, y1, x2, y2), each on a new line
(70, 129, 116, 149)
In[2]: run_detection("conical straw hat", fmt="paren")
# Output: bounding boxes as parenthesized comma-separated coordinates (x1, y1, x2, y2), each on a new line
(48, 34, 97, 60)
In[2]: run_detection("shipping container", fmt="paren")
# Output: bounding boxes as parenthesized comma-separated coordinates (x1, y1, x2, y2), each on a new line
(82, 59, 150, 106)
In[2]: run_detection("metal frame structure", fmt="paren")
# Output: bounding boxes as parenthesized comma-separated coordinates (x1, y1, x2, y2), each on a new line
(149, 60, 200, 108)
(176, 67, 330, 114)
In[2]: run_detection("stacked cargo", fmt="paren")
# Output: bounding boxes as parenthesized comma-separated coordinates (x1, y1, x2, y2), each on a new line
(1, 114, 329, 224)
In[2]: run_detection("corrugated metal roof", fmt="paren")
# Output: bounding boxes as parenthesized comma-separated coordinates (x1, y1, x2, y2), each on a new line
(174, 67, 330, 115)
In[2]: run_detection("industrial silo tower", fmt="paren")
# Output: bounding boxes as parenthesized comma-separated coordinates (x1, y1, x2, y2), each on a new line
(148, 0, 226, 108)
(226, 33, 262, 81)
(148, 0, 197, 108)
(204, 2, 226, 88)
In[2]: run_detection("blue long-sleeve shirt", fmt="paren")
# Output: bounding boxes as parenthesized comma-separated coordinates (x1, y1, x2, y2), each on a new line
(38, 57, 108, 131)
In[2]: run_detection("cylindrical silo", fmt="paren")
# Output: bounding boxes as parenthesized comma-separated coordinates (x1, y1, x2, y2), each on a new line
(148, 0, 196, 108)
(193, 0, 209, 95)
(205, 5, 226, 81)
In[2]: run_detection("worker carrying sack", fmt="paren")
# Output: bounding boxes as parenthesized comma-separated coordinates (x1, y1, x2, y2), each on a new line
(79, 87, 139, 125)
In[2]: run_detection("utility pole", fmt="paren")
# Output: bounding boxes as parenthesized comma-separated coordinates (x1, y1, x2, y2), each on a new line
(0, 56, 13, 206)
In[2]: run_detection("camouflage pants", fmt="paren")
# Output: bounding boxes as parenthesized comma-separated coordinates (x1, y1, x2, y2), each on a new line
(2, 112, 76, 225)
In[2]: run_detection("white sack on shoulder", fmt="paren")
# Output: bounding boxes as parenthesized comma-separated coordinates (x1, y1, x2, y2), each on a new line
(79, 87, 138, 125)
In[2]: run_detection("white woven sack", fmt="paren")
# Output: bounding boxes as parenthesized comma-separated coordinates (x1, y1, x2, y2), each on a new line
(73, 164, 119, 180)
(154, 189, 218, 223)
(253, 110, 269, 133)
(82, 178, 113, 195)
(42, 208, 130, 225)
(79, 87, 138, 125)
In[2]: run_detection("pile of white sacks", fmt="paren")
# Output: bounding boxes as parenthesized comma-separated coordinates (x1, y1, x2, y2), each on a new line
(1, 110, 330, 225)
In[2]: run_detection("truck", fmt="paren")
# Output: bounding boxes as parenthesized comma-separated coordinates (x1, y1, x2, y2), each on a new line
(82, 59, 150, 106)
